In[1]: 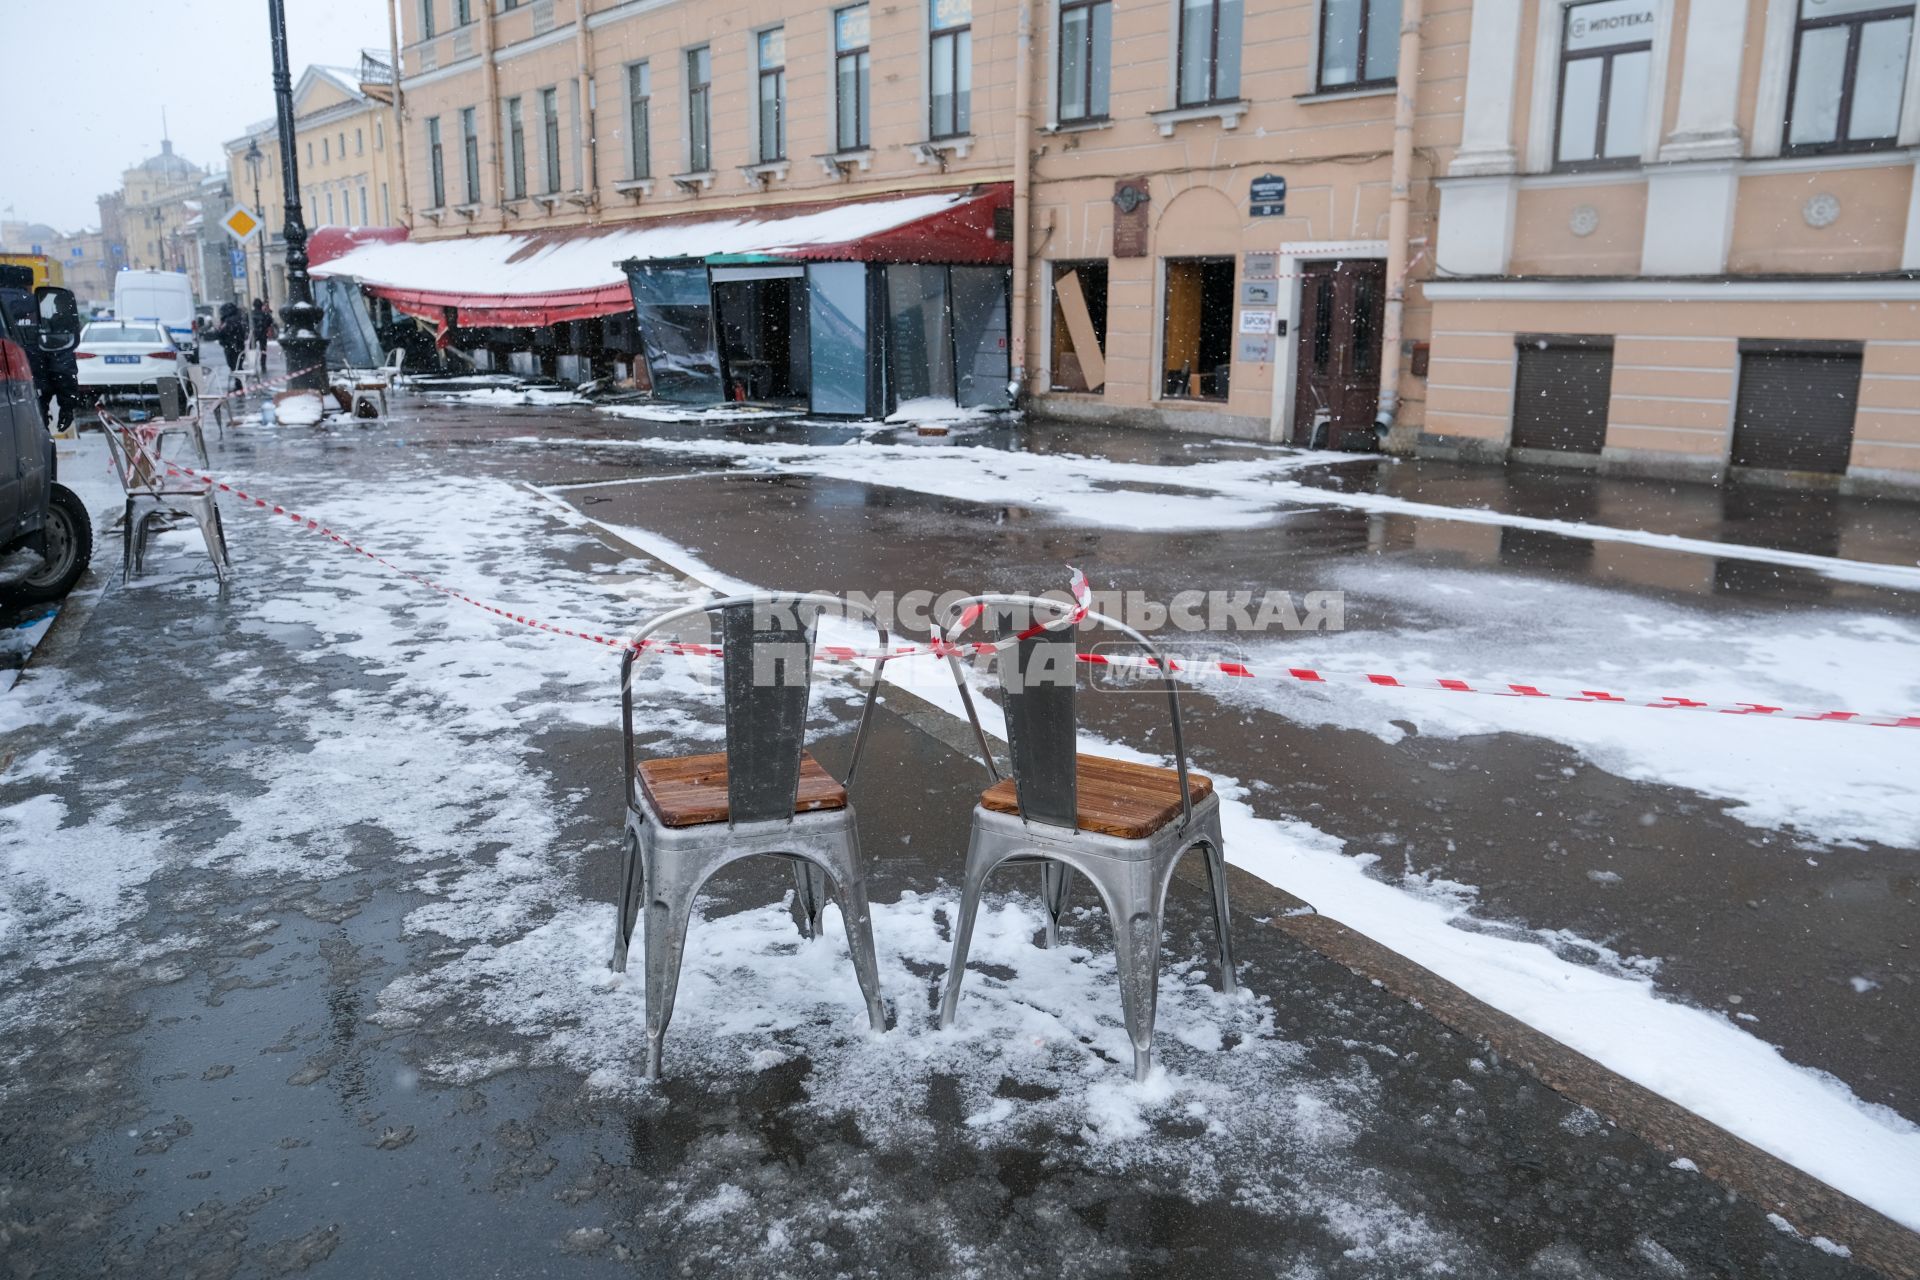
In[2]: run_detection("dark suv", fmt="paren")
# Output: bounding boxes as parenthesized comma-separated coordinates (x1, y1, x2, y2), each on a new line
(0, 280, 93, 603)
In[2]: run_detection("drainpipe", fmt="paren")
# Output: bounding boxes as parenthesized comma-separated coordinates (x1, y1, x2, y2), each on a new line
(1009, 0, 1034, 403)
(386, 0, 413, 225)
(1375, 0, 1425, 441)
(577, 0, 599, 222)
(483, 1, 504, 214)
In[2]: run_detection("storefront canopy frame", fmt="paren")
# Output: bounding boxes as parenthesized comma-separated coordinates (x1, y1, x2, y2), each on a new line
(309, 185, 1010, 329)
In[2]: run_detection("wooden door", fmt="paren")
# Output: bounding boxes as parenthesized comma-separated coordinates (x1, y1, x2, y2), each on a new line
(1292, 260, 1386, 449)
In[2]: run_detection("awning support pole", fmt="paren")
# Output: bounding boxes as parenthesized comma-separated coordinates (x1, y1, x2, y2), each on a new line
(1376, 0, 1425, 441)
(1010, 0, 1034, 403)
(387, 0, 412, 225)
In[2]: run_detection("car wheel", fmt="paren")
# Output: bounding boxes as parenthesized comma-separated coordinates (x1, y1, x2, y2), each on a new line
(13, 484, 94, 603)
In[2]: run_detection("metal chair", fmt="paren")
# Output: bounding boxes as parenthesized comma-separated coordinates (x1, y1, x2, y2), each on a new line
(937, 594, 1236, 1081)
(610, 594, 893, 1078)
(101, 417, 231, 584)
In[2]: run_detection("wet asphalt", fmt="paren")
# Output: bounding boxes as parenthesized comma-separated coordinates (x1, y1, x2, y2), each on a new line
(0, 383, 1913, 1278)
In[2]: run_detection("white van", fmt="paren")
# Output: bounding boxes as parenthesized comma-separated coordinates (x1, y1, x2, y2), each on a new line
(113, 269, 199, 364)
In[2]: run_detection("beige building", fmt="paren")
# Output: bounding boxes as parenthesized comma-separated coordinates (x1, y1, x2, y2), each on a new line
(1426, 0, 1920, 491)
(110, 141, 207, 275)
(226, 58, 403, 309)
(361, 0, 1918, 487)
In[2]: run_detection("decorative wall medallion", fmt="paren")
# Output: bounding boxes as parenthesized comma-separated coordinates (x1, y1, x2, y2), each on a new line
(1568, 204, 1601, 237)
(1803, 192, 1841, 229)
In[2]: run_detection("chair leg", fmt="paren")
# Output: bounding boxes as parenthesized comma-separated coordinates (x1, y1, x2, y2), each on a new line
(938, 826, 996, 1030)
(791, 861, 830, 940)
(818, 848, 887, 1033)
(121, 500, 135, 583)
(1109, 902, 1166, 1083)
(609, 827, 644, 973)
(1202, 841, 1238, 996)
(642, 866, 701, 1081)
(1040, 860, 1072, 948)
(196, 501, 230, 581)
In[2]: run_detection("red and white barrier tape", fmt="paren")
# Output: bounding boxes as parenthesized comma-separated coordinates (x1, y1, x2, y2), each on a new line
(136, 457, 1917, 730)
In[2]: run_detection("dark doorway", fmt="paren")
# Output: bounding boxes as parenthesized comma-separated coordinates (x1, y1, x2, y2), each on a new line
(713, 270, 810, 405)
(1161, 257, 1235, 400)
(1730, 342, 1861, 475)
(1292, 258, 1385, 449)
(1511, 334, 1614, 455)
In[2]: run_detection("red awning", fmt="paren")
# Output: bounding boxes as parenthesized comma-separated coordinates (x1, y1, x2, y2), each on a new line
(311, 185, 1010, 328)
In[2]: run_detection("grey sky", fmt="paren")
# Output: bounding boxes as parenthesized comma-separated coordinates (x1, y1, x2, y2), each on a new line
(0, 0, 394, 233)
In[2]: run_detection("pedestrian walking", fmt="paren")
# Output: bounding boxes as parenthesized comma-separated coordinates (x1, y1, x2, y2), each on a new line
(217, 301, 248, 392)
(249, 298, 273, 376)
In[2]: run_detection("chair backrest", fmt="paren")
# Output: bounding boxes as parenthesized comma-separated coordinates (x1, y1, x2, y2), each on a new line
(155, 375, 188, 421)
(382, 347, 405, 374)
(102, 420, 162, 495)
(942, 592, 1195, 833)
(622, 593, 891, 824)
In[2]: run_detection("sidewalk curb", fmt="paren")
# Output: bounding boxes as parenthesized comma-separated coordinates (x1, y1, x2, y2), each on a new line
(1180, 857, 1920, 1280)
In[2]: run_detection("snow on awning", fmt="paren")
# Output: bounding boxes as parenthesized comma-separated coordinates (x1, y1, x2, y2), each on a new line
(309, 185, 1010, 329)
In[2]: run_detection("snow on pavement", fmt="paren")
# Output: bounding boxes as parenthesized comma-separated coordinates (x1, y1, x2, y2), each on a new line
(553, 431, 1920, 588)
(565, 504, 1920, 1234)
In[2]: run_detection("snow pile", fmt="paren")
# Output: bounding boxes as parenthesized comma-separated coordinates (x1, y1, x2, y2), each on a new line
(883, 396, 1003, 426)
(428, 385, 590, 408)
(518, 434, 1370, 530)
(274, 391, 326, 426)
(1222, 562, 1920, 847)
(600, 402, 804, 425)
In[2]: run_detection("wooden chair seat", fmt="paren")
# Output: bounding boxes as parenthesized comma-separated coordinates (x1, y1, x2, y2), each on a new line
(637, 750, 847, 828)
(979, 753, 1213, 839)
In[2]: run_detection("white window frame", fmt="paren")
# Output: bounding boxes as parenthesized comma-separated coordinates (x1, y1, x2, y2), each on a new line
(1752, 0, 1920, 155)
(1524, 0, 1675, 171)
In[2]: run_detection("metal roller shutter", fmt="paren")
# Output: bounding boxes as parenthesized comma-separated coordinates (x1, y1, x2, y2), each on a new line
(1731, 344, 1862, 475)
(1510, 336, 1614, 454)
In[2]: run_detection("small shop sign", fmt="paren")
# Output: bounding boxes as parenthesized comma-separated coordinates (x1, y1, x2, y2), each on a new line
(1250, 174, 1287, 217)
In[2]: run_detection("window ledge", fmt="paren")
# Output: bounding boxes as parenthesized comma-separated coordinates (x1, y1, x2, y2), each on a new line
(419, 206, 446, 224)
(612, 177, 654, 198)
(1295, 83, 1396, 104)
(500, 200, 526, 218)
(1040, 117, 1112, 135)
(914, 137, 974, 165)
(670, 170, 717, 193)
(1148, 101, 1249, 136)
(534, 193, 565, 210)
(815, 148, 874, 178)
(739, 160, 791, 185)
(452, 202, 481, 220)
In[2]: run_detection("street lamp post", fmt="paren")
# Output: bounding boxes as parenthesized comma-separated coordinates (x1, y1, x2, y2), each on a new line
(268, 0, 327, 391)
(244, 138, 270, 314)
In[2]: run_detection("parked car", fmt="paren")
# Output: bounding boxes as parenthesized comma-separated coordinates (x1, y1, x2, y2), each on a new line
(0, 284, 94, 603)
(75, 320, 193, 404)
(112, 269, 198, 364)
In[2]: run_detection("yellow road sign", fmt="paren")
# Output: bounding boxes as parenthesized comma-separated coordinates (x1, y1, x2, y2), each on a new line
(223, 206, 261, 242)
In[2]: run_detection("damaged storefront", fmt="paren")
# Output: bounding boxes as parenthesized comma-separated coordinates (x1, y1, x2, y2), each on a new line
(310, 185, 1012, 419)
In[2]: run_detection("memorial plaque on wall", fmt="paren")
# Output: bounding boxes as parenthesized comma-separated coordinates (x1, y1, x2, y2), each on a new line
(1112, 179, 1151, 258)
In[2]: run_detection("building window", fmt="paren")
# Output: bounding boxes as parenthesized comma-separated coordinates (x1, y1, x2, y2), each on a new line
(1786, 0, 1914, 152)
(322, 136, 330, 163)
(456, 0, 471, 21)
(356, 127, 364, 155)
(376, 119, 384, 150)
(1059, 0, 1113, 121)
(1555, 0, 1654, 167)
(1178, 0, 1244, 105)
(1161, 257, 1235, 400)
(930, 0, 973, 137)
(359, 185, 368, 224)
(758, 28, 787, 162)
(836, 6, 871, 149)
(541, 87, 562, 191)
(325, 190, 336, 224)
(505, 96, 527, 198)
(338, 132, 346, 157)
(627, 63, 652, 176)
(1319, 0, 1402, 89)
(1050, 261, 1109, 392)
(420, 0, 435, 39)
(426, 116, 445, 207)
(306, 141, 314, 165)
(687, 46, 713, 171)
(381, 182, 390, 222)
(461, 106, 480, 203)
